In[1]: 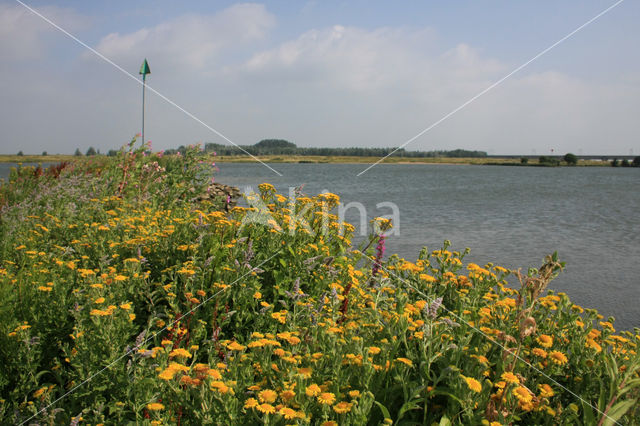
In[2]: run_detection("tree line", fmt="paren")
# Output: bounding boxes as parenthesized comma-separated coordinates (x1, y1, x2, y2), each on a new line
(166, 139, 488, 158)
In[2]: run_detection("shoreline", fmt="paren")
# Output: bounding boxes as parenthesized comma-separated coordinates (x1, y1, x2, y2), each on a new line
(0, 154, 615, 167)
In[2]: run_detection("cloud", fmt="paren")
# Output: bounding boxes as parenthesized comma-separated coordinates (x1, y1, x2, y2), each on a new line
(0, 4, 637, 156)
(0, 4, 87, 60)
(233, 24, 639, 154)
(94, 3, 275, 70)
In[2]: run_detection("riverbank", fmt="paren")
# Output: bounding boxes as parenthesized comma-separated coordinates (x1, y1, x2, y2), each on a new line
(213, 154, 610, 166)
(0, 154, 612, 167)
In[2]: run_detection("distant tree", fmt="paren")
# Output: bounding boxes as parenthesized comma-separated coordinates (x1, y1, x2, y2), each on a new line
(254, 139, 297, 149)
(633, 156, 640, 167)
(74, 148, 82, 156)
(621, 159, 630, 167)
(611, 159, 619, 167)
(563, 153, 578, 166)
(17, 150, 23, 156)
(86, 146, 97, 156)
(107, 149, 118, 157)
(539, 156, 560, 166)
(42, 151, 47, 156)
(520, 157, 528, 164)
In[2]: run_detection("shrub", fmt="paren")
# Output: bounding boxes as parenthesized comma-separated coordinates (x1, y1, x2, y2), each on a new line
(563, 153, 578, 166)
(538, 156, 559, 166)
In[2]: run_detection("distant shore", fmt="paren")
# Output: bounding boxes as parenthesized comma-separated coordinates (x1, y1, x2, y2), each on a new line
(0, 154, 614, 167)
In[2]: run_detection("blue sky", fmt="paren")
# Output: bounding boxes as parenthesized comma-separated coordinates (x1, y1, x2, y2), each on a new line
(1, 1, 638, 155)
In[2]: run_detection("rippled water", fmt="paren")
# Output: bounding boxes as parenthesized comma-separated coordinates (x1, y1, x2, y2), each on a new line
(216, 162, 640, 330)
(2, 161, 638, 329)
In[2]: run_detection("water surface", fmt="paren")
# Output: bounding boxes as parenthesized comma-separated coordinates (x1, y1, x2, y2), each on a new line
(216, 162, 640, 330)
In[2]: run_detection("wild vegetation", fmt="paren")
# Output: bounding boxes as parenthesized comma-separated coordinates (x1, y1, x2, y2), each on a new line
(0, 139, 638, 425)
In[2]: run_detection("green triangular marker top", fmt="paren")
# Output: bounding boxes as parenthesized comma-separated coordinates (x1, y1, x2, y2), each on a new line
(139, 59, 151, 76)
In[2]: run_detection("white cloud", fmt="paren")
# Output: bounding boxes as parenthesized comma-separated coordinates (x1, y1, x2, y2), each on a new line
(0, 4, 87, 60)
(234, 25, 639, 154)
(1, 5, 637, 156)
(94, 3, 275, 70)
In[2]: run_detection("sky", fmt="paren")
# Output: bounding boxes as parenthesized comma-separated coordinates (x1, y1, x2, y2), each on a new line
(0, 0, 638, 155)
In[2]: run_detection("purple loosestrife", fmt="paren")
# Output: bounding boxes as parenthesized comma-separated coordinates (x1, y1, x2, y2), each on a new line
(371, 234, 386, 276)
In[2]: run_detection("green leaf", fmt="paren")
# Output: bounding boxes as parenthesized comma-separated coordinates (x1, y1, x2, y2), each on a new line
(601, 399, 637, 426)
(396, 400, 420, 421)
(581, 400, 596, 425)
(439, 415, 452, 426)
(374, 400, 391, 420)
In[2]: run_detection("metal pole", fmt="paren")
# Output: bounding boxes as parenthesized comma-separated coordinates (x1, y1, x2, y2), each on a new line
(141, 74, 146, 144)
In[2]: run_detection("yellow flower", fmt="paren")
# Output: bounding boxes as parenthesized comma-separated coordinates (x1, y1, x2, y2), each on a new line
(244, 397, 259, 409)
(258, 389, 278, 404)
(395, 357, 413, 367)
(210, 381, 230, 394)
(33, 387, 47, 398)
(501, 372, 519, 385)
(256, 403, 275, 414)
(368, 346, 381, 355)
(537, 334, 553, 348)
(280, 389, 296, 402)
(532, 348, 548, 358)
(146, 403, 164, 411)
(512, 386, 533, 403)
(599, 321, 615, 332)
(278, 407, 298, 420)
(348, 390, 361, 398)
(158, 368, 176, 381)
(253, 291, 262, 299)
(297, 367, 312, 378)
(305, 384, 321, 397)
(317, 392, 336, 405)
(462, 375, 482, 393)
(321, 422, 338, 426)
(208, 369, 222, 380)
(169, 348, 192, 359)
(549, 350, 568, 365)
(38, 286, 52, 292)
(227, 341, 246, 351)
(538, 384, 555, 398)
(333, 401, 353, 413)
(119, 303, 131, 310)
(586, 338, 602, 353)
(94, 297, 105, 304)
(271, 311, 287, 324)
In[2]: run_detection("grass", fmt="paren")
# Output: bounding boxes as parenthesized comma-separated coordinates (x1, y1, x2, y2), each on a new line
(0, 154, 77, 163)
